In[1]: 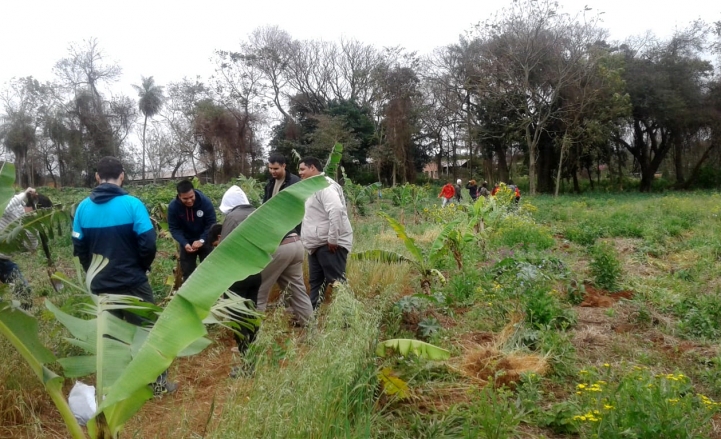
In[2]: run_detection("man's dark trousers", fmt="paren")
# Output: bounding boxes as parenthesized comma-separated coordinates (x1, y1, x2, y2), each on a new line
(308, 245, 348, 309)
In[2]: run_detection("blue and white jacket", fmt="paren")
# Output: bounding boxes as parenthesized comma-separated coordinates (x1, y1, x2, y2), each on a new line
(72, 184, 156, 292)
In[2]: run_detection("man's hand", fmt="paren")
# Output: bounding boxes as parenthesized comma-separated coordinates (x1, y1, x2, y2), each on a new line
(191, 240, 204, 250)
(327, 243, 338, 253)
(184, 243, 197, 253)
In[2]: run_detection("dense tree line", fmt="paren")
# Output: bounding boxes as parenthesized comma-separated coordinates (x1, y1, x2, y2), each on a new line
(2, 0, 720, 192)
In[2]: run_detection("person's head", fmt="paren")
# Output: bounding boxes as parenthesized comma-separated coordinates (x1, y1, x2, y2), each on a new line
(95, 156, 124, 185)
(208, 223, 223, 247)
(298, 157, 323, 179)
(219, 185, 250, 214)
(268, 153, 287, 181)
(456, 179, 462, 185)
(469, 179, 476, 186)
(508, 179, 515, 186)
(482, 181, 488, 188)
(176, 180, 196, 207)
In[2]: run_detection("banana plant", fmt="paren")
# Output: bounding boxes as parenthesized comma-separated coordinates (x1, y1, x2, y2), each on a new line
(466, 195, 506, 252)
(323, 142, 343, 179)
(0, 163, 330, 438)
(345, 182, 381, 218)
(351, 212, 455, 294)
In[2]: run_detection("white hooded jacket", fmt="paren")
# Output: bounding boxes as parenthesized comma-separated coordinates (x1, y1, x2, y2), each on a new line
(301, 175, 353, 253)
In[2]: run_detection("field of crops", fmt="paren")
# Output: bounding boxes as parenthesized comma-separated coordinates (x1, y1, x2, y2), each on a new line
(2, 180, 721, 438)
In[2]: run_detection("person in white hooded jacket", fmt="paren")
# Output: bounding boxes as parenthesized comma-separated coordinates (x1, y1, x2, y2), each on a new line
(298, 157, 353, 309)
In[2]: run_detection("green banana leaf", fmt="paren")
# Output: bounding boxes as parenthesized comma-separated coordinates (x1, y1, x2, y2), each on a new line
(97, 175, 329, 426)
(378, 212, 424, 265)
(0, 302, 86, 438)
(323, 142, 343, 179)
(428, 220, 462, 266)
(351, 249, 413, 265)
(0, 162, 16, 213)
(376, 338, 451, 361)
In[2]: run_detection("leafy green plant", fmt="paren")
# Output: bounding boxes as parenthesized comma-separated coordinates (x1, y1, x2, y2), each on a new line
(344, 182, 381, 217)
(589, 241, 622, 291)
(417, 317, 442, 339)
(524, 287, 576, 330)
(469, 386, 522, 439)
(677, 292, 721, 339)
(351, 212, 455, 294)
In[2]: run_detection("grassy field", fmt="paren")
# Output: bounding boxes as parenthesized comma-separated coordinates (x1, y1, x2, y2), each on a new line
(2, 184, 721, 438)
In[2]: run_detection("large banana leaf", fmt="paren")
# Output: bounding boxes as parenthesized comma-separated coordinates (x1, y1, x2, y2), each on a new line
(0, 162, 16, 213)
(378, 212, 424, 265)
(376, 338, 451, 361)
(351, 249, 413, 265)
(97, 175, 329, 427)
(428, 220, 462, 265)
(323, 142, 343, 179)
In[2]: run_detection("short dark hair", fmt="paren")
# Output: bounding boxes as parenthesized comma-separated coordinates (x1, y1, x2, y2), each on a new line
(176, 179, 194, 194)
(208, 223, 223, 245)
(96, 156, 124, 180)
(268, 153, 287, 165)
(300, 157, 322, 172)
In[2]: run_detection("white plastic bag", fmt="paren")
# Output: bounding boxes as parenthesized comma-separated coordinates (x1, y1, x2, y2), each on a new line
(68, 381, 97, 426)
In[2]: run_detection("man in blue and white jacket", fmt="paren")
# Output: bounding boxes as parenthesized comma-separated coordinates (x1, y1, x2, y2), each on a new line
(72, 156, 177, 395)
(72, 156, 157, 319)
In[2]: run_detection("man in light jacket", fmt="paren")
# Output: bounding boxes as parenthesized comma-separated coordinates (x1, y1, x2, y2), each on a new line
(298, 157, 353, 309)
(0, 186, 37, 309)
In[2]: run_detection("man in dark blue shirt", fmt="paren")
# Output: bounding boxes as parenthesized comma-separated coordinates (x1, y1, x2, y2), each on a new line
(167, 180, 217, 281)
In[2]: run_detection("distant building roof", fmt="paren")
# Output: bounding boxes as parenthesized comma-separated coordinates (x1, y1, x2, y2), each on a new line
(128, 166, 208, 182)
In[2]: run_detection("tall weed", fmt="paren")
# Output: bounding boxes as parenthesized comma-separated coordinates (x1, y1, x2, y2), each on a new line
(589, 242, 622, 291)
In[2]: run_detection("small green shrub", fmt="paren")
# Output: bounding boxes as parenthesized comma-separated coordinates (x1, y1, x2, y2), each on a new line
(677, 293, 721, 339)
(417, 317, 442, 339)
(524, 287, 576, 330)
(589, 242, 622, 291)
(464, 386, 522, 439)
(564, 223, 603, 246)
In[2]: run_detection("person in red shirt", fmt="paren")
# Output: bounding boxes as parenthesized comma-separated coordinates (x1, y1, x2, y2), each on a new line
(438, 182, 455, 207)
(491, 183, 500, 196)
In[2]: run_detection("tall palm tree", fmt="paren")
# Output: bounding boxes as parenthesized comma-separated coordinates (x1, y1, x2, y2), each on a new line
(132, 76, 165, 180)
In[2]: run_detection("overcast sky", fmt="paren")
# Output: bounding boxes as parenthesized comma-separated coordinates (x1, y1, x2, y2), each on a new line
(0, 0, 716, 98)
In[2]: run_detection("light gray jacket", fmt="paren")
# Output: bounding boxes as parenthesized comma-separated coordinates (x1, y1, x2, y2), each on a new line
(0, 192, 38, 260)
(301, 176, 353, 253)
